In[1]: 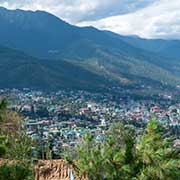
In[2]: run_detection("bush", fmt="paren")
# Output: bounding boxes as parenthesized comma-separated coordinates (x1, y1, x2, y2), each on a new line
(0, 144, 6, 157)
(0, 162, 33, 180)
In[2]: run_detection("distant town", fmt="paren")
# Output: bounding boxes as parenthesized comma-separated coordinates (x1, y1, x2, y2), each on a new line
(0, 87, 179, 158)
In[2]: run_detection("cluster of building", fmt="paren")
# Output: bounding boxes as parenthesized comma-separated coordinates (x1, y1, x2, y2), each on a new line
(0, 88, 180, 156)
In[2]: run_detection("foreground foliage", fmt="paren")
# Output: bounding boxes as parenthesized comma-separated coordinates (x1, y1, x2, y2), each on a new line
(0, 100, 34, 180)
(66, 119, 180, 180)
(0, 161, 33, 180)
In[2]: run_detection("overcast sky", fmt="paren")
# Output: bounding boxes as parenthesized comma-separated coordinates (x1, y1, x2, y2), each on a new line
(0, 0, 180, 39)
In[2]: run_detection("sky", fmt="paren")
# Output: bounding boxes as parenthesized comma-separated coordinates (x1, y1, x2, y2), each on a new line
(0, 0, 180, 39)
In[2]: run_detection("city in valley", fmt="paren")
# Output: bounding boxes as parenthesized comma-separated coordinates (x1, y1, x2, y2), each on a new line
(0, 2, 180, 179)
(2, 86, 180, 158)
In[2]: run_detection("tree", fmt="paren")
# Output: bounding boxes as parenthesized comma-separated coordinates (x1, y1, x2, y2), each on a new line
(65, 124, 136, 180)
(137, 119, 180, 180)
(0, 99, 34, 180)
(0, 99, 21, 137)
(0, 100, 8, 158)
(66, 119, 180, 180)
(6, 132, 33, 160)
(0, 99, 7, 118)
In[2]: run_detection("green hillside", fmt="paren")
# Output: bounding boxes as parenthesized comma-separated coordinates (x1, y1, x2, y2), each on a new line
(0, 46, 114, 90)
(0, 7, 180, 90)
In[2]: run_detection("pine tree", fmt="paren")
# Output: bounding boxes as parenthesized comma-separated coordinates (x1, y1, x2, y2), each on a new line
(66, 119, 180, 180)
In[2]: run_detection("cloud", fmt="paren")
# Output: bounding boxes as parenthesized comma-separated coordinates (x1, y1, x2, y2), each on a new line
(78, 0, 180, 39)
(0, 0, 180, 39)
(0, 0, 156, 23)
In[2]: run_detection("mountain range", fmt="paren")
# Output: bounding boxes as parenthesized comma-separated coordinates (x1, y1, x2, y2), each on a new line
(0, 6, 180, 90)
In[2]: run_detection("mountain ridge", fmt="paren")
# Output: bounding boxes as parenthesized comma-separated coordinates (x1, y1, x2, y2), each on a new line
(0, 7, 180, 90)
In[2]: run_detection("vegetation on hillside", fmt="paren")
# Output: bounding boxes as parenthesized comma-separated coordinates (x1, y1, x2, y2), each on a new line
(0, 46, 113, 90)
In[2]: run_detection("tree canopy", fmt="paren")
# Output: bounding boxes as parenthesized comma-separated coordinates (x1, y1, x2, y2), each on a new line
(66, 119, 180, 180)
